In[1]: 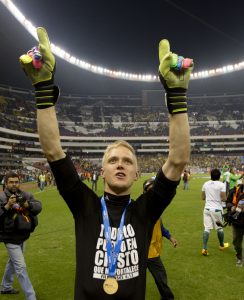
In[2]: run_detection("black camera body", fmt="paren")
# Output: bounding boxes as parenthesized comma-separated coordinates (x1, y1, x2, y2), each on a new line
(216, 212, 233, 227)
(15, 192, 26, 205)
(5, 189, 26, 206)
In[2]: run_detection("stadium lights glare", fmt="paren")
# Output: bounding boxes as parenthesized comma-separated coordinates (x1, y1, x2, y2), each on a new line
(1, 0, 244, 82)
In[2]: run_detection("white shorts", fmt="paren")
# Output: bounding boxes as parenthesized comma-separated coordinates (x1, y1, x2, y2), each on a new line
(203, 208, 224, 231)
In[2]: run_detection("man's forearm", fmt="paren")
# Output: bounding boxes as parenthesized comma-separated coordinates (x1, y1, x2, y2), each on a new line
(163, 113, 190, 181)
(37, 107, 65, 161)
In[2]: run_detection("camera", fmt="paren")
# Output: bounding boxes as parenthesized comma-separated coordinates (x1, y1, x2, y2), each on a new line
(217, 200, 244, 227)
(5, 190, 26, 207)
(232, 200, 244, 220)
(14, 192, 26, 205)
(216, 212, 232, 227)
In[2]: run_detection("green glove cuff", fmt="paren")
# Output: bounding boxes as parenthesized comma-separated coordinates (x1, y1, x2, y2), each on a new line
(35, 84, 59, 109)
(159, 72, 188, 115)
(166, 89, 187, 115)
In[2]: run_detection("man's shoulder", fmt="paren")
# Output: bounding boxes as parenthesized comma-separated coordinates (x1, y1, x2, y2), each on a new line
(215, 180, 225, 186)
(21, 190, 34, 200)
(0, 191, 7, 200)
(208, 180, 225, 189)
(202, 180, 211, 187)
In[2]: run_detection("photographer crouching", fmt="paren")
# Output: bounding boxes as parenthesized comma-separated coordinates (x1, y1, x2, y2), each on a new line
(0, 172, 42, 299)
(226, 176, 244, 267)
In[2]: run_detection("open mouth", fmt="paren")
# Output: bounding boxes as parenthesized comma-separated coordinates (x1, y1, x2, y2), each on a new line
(115, 172, 126, 178)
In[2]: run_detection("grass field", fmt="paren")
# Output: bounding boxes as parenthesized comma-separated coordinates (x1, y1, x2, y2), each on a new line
(0, 175, 243, 300)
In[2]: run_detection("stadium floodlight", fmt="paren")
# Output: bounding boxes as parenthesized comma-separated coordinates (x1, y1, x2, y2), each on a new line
(1, 0, 244, 82)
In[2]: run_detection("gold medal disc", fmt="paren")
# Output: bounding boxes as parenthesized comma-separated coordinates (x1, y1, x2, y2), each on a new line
(103, 277, 119, 295)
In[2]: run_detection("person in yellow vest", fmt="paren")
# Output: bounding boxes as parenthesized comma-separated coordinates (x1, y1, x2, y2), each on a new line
(39, 172, 46, 192)
(144, 178, 177, 300)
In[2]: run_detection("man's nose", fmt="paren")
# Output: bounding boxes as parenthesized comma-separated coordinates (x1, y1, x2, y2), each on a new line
(117, 160, 124, 168)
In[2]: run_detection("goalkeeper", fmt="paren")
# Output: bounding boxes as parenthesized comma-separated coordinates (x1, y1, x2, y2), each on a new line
(19, 27, 193, 300)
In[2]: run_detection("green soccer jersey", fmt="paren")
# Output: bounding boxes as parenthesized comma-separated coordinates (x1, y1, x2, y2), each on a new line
(229, 173, 242, 190)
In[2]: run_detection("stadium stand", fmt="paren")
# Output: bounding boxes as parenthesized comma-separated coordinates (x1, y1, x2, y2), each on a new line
(0, 84, 243, 175)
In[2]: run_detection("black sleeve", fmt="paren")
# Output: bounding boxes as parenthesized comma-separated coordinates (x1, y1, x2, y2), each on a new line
(0, 206, 6, 217)
(0, 192, 7, 217)
(49, 155, 81, 192)
(135, 168, 180, 225)
(226, 189, 234, 210)
(153, 169, 180, 202)
(49, 155, 98, 216)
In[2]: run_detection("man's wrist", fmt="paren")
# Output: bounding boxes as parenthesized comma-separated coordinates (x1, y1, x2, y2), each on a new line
(159, 73, 188, 114)
(35, 84, 59, 109)
(165, 90, 187, 115)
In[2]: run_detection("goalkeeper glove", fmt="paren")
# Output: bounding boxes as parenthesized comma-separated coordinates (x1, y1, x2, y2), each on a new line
(19, 27, 59, 109)
(158, 39, 193, 114)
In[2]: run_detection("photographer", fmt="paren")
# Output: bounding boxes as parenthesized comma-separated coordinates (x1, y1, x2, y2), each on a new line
(0, 172, 42, 299)
(226, 176, 244, 267)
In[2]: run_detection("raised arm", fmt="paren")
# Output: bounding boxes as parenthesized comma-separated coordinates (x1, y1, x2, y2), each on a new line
(37, 107, 65, 161)
(163, 113, 190, 181)
(158, 40, 192, 181)
(19, 27, 65, 161)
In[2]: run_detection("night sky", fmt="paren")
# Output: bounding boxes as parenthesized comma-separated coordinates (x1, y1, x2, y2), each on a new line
(0, 0, 244, 95)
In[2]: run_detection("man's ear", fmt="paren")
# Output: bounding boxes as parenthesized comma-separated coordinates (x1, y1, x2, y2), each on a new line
(100, 167, 105, 179)
(134, 170, 139, 181)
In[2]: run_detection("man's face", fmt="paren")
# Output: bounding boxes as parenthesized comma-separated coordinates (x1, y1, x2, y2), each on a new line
(6, 177, 20, 193)
(101, 146, 138, 195)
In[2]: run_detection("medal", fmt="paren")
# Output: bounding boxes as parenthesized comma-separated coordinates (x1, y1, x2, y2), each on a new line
(100, 196, 131, 294)
(103, 277, 119, 295)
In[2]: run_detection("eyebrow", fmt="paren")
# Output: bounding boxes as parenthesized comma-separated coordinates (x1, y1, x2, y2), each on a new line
(107, 156, 118, 161)
(108, 156, 134, 162)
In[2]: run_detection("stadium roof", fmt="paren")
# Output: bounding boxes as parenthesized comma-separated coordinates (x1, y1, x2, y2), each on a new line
(0, 0, 244, 94)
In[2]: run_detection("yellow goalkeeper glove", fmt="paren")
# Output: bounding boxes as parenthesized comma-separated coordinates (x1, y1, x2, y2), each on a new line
(19, 27, 59, 109)
(158, 39, 193, 114)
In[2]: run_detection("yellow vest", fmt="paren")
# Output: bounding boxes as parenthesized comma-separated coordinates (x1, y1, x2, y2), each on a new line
(148, 219, 163, 259)
(39, 174, 45, 182)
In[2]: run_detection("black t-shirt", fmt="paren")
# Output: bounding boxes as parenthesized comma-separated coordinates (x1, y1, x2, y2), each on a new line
(49, 155, 179, 300)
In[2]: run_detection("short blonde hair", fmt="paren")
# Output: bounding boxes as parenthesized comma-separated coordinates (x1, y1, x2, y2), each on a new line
(102, 140, 137, 167)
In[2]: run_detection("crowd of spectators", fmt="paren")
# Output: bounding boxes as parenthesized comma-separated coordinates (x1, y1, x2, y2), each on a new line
(137, 154, 244, 174)
(0, 86, 244, 137)
(0, 85, 243, 176)
(0, 154, 243, 187)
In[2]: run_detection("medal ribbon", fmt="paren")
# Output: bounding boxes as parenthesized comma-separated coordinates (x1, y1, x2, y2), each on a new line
(101, 196, 131, 277)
